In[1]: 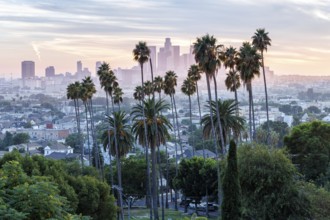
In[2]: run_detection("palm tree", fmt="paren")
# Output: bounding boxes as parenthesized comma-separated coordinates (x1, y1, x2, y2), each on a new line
(81, 76, 100, 170)
(154, 76, 164, 100)
(222, 46, 240, 114)
(113, 86, 123, 110)
(164, 70, 181, 211)
(193, 34, 224, 208)
(132, 99, 172, 220)
(202, 99, 245, 146)
(181, 76, 196, 155)
(67, 82, 83, 168)
(79, 83, 91, 166)
(187, 64, 206, 158)
(133, 41, 154, 218)
(252, 28, 271, 144)
(143, 80, 154, 100)
(236, 42, 261, 141)
(225, 70, 241, 113)
(96, 63, 124, 219)
(133, 85, 144, 103)
(97, 62, 118, 192)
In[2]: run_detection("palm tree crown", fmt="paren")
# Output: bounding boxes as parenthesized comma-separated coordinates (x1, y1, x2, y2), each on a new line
(181, 76, 196, 97)
(225, 70, 241, 92)
(252, 28, 271, 52)
(133, 41, 150, 66)
(237, 42, 261, 85)
(187, 64, 202, 82)
(131, 99, 172, 149)
(102, 111, 133, 158)
(202, 99, 245, 145)
(164, 71, 177, 96)
(193, 34, 222, 79)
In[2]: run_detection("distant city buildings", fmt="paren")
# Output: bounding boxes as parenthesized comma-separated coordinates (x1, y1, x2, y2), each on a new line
(45, 66, 55, 77)
(76, 61, 91, 78)
(21, 61, 35, 79)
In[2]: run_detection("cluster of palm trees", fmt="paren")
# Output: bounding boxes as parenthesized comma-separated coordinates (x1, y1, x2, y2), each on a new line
(66, 28, 271, 220)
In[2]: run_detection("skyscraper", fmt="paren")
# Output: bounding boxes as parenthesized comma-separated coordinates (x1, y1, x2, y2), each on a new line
(21, 61, 35, 79)
(77, 61, 82, 74)
(45, 66, 55, 77)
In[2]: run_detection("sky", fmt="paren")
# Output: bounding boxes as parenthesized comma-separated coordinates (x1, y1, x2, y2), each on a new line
(1, 0, 330, 77)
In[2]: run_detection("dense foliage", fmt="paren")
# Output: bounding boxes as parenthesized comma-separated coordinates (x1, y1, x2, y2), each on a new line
(284, 121, 330, 183)
(0, 151, 116, 220)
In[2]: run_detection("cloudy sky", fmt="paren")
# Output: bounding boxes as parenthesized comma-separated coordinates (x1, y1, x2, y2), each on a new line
(1, 0, 330, 77)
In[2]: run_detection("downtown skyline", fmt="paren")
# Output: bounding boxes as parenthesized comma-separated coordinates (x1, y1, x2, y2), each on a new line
(1, 0, 330, 77)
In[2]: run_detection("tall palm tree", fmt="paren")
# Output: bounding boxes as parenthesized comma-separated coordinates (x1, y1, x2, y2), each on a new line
(202, 99, 245, 146)
(188, 64, 206, 158)
(79, 83, 91, 166)
(181, 76, 196, 155)
(97, 63, 118, 192)
(97, 63, 124, 219)
(252, 28, 271, 144)
(222, 46, 240, 115)
(67, 82, 83, 168)
(133, 41, 154, 218)
(236, 42, 261, 141)
(81, 76, 100, 170)
(132, 99, 172, 220)
(164, 70, 181, 211)
(193, 34, 224, 208)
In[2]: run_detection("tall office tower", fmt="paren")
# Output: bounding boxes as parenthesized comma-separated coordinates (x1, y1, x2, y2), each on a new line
(77, 61, 82, 74)
(95, 61, 102, 75)
(45, 66, 55, 77)
(21, 61, 35, 79)
(157, 38, 173, 72)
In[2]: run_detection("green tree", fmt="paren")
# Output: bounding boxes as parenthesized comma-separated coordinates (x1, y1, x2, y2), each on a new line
(12, 133, 29, 145)
(222, 140, 241, 220)
(238, 144, 311, 219)
(0, 131, 13, 150)
(284, 121, 330, 182)
(65, 133, 85, 153)
(252, 28, 271, 144)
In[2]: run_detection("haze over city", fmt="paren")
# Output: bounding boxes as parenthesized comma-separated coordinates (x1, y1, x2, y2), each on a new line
(1, 0, 330, 77)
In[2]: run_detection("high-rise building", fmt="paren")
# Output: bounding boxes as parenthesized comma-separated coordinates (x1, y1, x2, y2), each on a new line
(21, 61, 35, 79)
(45, 66, 55, 77)
(77, 61, 82, 74)
(95, 61, 102, 75)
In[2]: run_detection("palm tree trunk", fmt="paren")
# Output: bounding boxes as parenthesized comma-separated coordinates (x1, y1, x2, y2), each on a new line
(170, 95, 179, 211)
(140, 64, 153, 219)
(74, 99, 83, 169)
(248, 85, 253, 141)
(151, 147, 159, 220)
(172, 95, 182, 155)
(88, 99, 103, 177)
(212, 75, 225, 154)
(251, 84, 256, 141)
(110, 97, 124, 220)
(261, 51, 270, 144)
(106, 92, 114, 193)
(195, 82, 206, 159)
(188, 94, 194, 156)
(84, 102, 91, 166)
(149, 58, 162, 220)
(205, 76, 222, 210)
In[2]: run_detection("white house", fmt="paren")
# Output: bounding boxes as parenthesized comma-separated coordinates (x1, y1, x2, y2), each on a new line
(44, 143, 73, 156)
